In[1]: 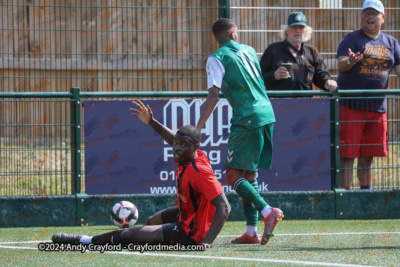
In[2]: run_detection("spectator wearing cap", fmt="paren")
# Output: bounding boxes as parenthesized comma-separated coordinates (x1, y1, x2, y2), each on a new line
(260, 11, 337, 91)
(336, 0, 400, 190)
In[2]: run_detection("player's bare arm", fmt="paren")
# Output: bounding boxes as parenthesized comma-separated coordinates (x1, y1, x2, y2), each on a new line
(130, 99, 175, 146)
(337, 48, 364, 72)
(196, 86, 220, 131)
(200, 193, 231, 247)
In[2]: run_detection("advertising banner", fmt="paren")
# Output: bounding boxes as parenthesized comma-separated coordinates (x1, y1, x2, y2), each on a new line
(84, 98, 331, 194)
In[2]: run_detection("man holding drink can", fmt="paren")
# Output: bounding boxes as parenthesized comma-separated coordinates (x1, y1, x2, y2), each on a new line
(260, 11, 337, 91)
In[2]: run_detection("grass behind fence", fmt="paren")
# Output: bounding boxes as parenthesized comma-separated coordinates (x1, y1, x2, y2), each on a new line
(0, 144, 86, 196)
(348, 144, 400, 190)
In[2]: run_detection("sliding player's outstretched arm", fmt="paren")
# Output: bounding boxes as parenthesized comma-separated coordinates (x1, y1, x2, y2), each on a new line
(130, 99, 175, 146)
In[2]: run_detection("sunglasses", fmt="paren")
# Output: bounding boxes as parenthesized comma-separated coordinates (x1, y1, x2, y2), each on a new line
(362, 11, 381, 18)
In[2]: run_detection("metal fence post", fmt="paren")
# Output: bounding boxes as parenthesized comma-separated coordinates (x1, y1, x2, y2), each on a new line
(219, 0, 230, 18)
(70, 87, 82, 194)
(331, 88, 340, 189)
(331, 89, 347, 218)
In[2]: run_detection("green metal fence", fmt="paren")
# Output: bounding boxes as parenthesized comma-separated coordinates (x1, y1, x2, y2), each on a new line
(1, 89, 400, 196)
(1, 1, 400, 195)
(0, 92, 73, 195)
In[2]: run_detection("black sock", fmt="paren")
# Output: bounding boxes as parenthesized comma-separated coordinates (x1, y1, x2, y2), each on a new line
(92, 230, 123, 245)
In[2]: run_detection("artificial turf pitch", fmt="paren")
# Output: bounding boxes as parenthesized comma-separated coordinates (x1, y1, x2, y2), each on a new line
(0, 220, 399, 266)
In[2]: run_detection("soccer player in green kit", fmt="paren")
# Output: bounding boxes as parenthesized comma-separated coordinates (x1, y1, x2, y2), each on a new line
(196, 18, 283, 245)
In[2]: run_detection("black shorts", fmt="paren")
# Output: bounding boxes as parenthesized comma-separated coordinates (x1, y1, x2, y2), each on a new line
(161, 208, 196, 245)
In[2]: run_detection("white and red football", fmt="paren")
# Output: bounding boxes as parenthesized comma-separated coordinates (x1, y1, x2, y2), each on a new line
(110, 201, 139, 228)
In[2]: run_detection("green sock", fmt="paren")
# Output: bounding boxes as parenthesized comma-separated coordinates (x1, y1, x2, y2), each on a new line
(243, 180, 259, 226)
(233, 178, 268, 212)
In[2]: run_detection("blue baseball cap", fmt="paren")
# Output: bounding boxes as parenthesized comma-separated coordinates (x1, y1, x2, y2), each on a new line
(287, 11, 308, 27)
(362, 0, 385, 14)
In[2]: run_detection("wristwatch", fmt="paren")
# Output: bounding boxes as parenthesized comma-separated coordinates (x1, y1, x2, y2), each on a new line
(347, 58, 355, 66)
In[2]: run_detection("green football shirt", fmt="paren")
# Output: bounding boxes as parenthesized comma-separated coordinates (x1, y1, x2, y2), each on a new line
(209, 40, 275, 130)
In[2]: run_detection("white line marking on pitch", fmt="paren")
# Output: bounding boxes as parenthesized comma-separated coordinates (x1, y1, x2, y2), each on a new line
(0, 240, 51, 244)
(0, 232, 398, 245)
(0, 244, 382, 267)
(220, 232, 400, 237)
(0, 245, 38, 250)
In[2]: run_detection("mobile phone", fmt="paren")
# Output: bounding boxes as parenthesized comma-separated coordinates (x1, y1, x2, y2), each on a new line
(281, 63, 292, 78)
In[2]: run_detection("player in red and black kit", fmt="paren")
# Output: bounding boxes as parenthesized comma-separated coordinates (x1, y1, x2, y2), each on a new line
(175, 148, 223, 244)
(52, 99, 230, 248)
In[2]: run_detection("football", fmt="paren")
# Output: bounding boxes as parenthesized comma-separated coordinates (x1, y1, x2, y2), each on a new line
(110, 201, 139, 228)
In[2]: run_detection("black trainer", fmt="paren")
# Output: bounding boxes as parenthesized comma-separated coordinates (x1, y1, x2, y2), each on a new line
(52, 233, 84, 244)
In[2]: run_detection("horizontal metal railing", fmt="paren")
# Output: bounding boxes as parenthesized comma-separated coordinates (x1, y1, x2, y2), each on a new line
(3, 89, 400, 98)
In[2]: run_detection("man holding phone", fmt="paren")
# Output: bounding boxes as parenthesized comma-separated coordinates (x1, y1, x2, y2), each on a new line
(260, 11, 337, 91)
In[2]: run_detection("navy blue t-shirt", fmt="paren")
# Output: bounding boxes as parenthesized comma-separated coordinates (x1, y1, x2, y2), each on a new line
(337, 29, 400, 112)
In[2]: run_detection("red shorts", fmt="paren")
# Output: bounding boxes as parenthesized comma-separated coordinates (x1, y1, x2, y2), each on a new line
(339, 106, 388, 158)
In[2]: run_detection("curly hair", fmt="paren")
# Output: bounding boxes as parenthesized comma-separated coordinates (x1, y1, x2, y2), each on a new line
(176, 125, 201, 145)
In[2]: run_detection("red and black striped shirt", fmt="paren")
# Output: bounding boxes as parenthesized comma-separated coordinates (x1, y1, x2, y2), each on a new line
(176, 149, 224, 244)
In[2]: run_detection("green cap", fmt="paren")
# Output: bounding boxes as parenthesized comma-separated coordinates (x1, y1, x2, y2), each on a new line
(287, 11, 308, 27)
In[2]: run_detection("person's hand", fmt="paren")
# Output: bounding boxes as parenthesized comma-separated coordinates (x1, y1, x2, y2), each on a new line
(130, 99, 153, 125)
(347, 48, 363, 65)
(274, 66, 290, 80)
(324, 79, 337, 92)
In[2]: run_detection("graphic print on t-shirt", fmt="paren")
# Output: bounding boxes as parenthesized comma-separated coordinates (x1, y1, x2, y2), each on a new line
(360, 44, 390, 81)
